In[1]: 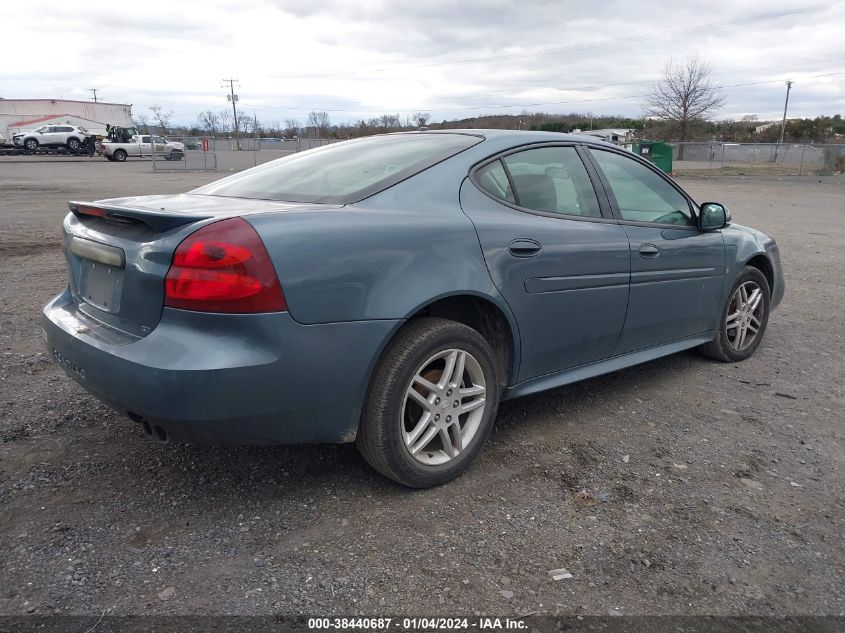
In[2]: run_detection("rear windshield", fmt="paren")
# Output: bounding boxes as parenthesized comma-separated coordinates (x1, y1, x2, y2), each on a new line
(192, 133, 482, 204)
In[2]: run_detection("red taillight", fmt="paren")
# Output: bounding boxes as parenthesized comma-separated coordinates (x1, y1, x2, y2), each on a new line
(75, 204, 107, 217)
(164, 217, 286, 313)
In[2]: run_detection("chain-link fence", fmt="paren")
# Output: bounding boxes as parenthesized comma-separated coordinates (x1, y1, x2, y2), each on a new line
(156, 136, 341, 171)
(669, 142, 845, 177)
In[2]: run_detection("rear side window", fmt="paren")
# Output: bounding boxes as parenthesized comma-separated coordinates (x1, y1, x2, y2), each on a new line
(501, 147, 601, 217)
(193, 133, 482, 204)
(476, 160, 515, 204)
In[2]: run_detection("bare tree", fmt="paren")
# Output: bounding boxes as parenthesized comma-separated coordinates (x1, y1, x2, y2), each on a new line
(283, 118, 301, 138)
(645, 55, 724, 158)
(253, 115, 263, 136)
(307, 111, 330, 139)
(218, 109, 232, 135)
(149, 104, 174, 135)
(197, 110, 220, 135)
(133, 113, 150, 134)
(412, 112, 431, 128)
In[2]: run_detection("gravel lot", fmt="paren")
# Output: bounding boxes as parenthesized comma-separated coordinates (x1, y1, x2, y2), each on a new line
(1, 158, 843, 617)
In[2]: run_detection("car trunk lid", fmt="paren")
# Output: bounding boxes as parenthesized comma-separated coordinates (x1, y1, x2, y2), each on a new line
(62, 194, 334, 338)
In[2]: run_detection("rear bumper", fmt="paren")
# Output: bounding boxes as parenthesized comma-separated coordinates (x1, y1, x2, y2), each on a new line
(43, 290, 401, 444)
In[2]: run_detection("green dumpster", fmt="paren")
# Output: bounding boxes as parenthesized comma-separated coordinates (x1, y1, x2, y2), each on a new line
(633, 141, 673, 173)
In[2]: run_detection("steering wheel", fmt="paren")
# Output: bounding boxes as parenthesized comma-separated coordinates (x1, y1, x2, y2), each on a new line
(651, 210, 689, 225)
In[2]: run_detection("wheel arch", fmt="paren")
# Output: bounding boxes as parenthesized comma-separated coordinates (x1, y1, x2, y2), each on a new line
(744, 253, 774, 292)
(351, 291, 518, 446)
(359, 291, 520, 423)
(399, 292, 520, 388)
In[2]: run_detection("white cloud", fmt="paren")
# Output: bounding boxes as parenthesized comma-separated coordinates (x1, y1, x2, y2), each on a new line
(2, 0, 843, 124)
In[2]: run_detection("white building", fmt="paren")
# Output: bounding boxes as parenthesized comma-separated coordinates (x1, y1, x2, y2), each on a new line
(0, 98, 133, 139)
(572, 128, 636, 144)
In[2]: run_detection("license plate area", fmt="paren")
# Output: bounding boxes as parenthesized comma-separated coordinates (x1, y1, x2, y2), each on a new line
(78, 259, 123, 313)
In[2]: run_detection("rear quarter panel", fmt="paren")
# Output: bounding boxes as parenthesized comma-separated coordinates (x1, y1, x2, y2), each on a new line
(247, 168, 508, 326)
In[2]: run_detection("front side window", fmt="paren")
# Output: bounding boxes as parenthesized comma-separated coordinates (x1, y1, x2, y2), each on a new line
(501, 146, 601, 217)
(194, 133, 482, 204)
(591, 149, 693, 226)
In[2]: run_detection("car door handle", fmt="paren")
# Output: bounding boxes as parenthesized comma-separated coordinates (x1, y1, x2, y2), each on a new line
(639, 244, 660, 258)
(508, 239, 542, 258)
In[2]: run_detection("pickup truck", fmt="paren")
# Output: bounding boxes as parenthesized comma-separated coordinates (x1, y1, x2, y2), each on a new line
(99, 135, 184, 162)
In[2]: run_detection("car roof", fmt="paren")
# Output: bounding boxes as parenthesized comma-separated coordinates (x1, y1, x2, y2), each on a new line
(394, 128, 618, 149)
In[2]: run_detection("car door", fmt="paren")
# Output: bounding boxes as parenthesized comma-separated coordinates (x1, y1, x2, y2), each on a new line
(460, 144, 631, 382)
(138, 135, 152, 156)
(55, 126, 73, 143)
(586, 147, 726, 354)
(39, 126, 57, 145)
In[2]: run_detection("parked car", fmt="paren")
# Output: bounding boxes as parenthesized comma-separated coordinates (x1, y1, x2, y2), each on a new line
(43, 130, 783, 487)
(13, 125, 89, 151)
(99, 134, 184, 161)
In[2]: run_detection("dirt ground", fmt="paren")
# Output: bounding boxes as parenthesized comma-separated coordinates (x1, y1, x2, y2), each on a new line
(1, 158, 843, 617)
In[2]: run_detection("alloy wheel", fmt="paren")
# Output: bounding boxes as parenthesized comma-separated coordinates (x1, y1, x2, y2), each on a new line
(401, 348, 487, 466)
(726, 281, 764, 351)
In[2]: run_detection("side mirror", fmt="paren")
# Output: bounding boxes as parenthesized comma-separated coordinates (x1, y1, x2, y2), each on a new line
(699, 202, 730, 230)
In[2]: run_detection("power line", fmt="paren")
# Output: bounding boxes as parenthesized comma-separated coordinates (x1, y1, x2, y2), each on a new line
(163, 58, 843, 117)
(237, 70, 845, 115)
(272, 3, 832, 80)
(482, 55, 845, 101)
(160, 68, 844, 121)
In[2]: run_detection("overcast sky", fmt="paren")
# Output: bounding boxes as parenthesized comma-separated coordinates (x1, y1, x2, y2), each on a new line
(4, 0, 844, 126)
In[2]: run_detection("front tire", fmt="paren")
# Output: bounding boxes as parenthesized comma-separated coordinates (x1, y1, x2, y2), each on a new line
(66, 138, 80, 151)
(24, 138, 38, 151)
(700, 266, 770, 362)
(357, 318, 500, 488)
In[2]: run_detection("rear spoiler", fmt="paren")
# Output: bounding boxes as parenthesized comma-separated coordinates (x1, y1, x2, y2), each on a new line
(68, 201, 212, 232)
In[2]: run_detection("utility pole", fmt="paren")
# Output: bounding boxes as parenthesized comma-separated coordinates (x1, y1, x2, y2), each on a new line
(778, 80, 793, 146)
(89, 88, 98, 102)
(222, 78, 240, 150)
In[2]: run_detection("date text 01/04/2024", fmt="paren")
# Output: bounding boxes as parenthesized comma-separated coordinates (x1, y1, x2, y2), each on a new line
(306, 617, 528, 630)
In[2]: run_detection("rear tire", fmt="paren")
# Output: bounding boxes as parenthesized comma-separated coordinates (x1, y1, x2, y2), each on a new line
(699, 266, 770, 362)
(113, 149, 127, 162)
(357, 318, 500, 488)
